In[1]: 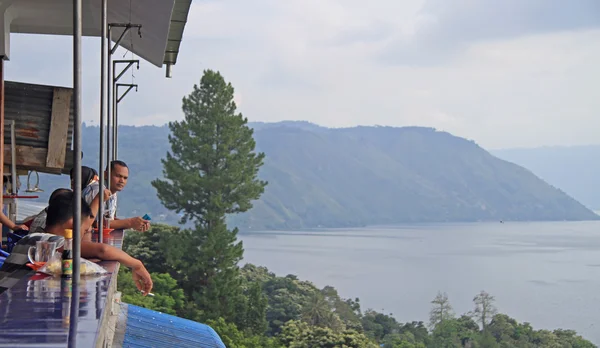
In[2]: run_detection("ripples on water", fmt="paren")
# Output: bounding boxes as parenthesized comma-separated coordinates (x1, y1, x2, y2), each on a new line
(240, 221, 600, 344)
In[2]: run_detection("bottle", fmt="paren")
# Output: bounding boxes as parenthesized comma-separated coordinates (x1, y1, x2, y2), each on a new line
(61, 277, 72, 328)
(62, 228, 73, 278)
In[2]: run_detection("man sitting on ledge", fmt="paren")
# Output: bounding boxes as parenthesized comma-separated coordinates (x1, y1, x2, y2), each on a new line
(46, 190, 153, 295)
(83, 160, 149, 232)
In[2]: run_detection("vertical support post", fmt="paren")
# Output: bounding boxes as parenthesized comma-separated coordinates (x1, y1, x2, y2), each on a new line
(111, 62, 117, 161)
(98, 0, 107, 243)
(114, 97, 118, 159)
(69, 0, 82, 345)
(106, 25, 112, 187)
(9, 121, 15, 193)
(9, 120, 15, 222)
(72, 0, 82, 288)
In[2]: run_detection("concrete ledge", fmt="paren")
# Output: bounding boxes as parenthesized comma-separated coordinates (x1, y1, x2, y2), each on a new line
(94, 262, 120, 348)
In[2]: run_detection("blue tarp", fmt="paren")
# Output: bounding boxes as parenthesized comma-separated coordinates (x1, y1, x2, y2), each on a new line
(119, 304, 226, 348)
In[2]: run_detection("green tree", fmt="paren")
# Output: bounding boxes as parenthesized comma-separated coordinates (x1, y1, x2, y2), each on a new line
(151, 70, 267, 325)
(361, 310, 401, 341)
(302, 291, 344, 331)
(122, 223, 179, 274)
(429, 292, 454, 329)
(236, 281, 269, 335)
(279, 320, 378, 348)
(471, 291, 498, 332)
(553, 329, 597, 348)
(118, 267, 186, 315)
(430, 319, 461, 348)
(455, 315, 481, 347)
(262, 274, 319, 334)
(400, 322, 430, 347)
(383, 332, 427, 348)
(321, 286, 362, 330)
(207, 317, 281, 348)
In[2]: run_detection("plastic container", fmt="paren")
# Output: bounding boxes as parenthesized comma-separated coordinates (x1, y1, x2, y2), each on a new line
(102, 228, 114, 240)
(93, 228, 114, 243)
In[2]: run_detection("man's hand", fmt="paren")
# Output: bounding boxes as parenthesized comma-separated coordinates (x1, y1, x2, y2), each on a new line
(128, 216, 150, 232)
(13, 224, 28, 231)
(131, 261, 153, 296)
(102, 189, 112, 201)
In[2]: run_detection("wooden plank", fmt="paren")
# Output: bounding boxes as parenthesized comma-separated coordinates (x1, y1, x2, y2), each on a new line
(46, 87, 72, 168)
(5, 145, 47, 167)
(3, 147, 73, 175)
(1, 168, 30, 176)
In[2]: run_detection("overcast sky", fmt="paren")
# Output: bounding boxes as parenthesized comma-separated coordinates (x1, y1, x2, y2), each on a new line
(5, 0, 600, 149)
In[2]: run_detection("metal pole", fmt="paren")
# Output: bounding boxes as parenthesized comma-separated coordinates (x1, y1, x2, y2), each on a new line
(111, 66, 116, 160)
(9, 121, 15, 193)
(69, 0, 83, 345)
(98, 0, 107, 243)
(106, 25, 112, 188)
(114, 83, 137, 160)
(114, 97, 118, 159)
(9, 121, 16, 221)
(72, 0, 82, 285)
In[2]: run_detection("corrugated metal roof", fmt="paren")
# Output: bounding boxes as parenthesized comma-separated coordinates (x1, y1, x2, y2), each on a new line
(9, 0, 177, 68)
(164, 0, 192, 66)
(116, 303, 226, 348)
(3, 81, 74, 150)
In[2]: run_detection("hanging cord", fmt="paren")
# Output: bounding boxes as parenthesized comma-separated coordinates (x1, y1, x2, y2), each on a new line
(125, 0, 136, 84)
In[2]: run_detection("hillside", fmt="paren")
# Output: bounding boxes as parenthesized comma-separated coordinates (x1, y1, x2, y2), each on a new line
(30, 122, 598, 230)
(493, 145, 600, 211)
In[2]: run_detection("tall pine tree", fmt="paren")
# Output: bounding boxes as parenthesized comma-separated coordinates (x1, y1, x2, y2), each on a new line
(152, 70, 267, 324)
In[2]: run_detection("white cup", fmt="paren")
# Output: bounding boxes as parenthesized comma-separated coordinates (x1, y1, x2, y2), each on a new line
(27, 241, 58, 263)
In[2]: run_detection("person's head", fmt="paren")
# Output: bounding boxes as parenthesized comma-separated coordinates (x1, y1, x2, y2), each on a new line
(70, 166, 98, 191)
(48, 188, 71, 205)
(105, 160, 129, 193)
(46, 190, 95, 232)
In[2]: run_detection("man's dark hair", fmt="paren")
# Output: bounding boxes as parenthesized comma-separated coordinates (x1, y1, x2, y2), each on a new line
(108, 160, 128, 172)
(48, 188, 71, 204)
(46, 190, 93, 228)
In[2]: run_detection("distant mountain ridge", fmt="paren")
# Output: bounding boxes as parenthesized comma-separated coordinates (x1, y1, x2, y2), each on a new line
(33, 122, 598, 230)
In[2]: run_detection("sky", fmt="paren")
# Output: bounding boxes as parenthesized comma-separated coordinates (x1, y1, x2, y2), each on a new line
(5, 0, 600, 149)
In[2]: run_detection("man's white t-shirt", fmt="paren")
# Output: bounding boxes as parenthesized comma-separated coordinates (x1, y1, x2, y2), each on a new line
(82, 181, 118, 220)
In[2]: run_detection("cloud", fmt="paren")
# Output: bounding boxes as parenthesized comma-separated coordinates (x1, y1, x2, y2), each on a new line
(379, 0, 600, 66)
(3, 1, 600, 149)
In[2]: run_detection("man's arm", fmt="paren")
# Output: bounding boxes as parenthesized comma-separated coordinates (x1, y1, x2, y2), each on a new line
(109, 216, 149, 231)
(81, 241, 153, 295)
(89, 189, 112, 219)
(106, 218, 130, 229)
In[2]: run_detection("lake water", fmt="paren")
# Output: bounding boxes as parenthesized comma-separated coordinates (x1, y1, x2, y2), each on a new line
(240, 221, 600, 344)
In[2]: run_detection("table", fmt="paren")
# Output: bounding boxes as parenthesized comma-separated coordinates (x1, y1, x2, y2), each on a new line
(0, 230, 125, 347)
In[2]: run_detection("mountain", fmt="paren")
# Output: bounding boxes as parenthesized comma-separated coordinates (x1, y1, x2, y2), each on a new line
(28, 122, 598, 230)
(492, 145, 600, 211)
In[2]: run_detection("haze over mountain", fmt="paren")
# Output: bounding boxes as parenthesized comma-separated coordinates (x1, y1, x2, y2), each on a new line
(32, 122, 598, 230)
(493, 146, 600, 211)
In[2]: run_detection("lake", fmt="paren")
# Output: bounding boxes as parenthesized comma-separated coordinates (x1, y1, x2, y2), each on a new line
(240, 221, 600, 344)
